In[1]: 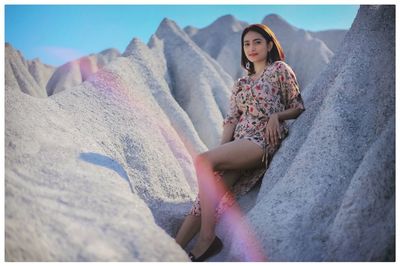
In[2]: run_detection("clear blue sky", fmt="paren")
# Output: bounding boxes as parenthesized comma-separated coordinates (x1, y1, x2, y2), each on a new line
(5, 5, 359, 67)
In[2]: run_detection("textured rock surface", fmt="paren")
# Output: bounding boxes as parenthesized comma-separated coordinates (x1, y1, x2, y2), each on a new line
(224, 5, 395, 261)
(123, 37, 207, 155)
(309, 29, 348, 53)
(155, 18, 232, 149)
(5, 44, 51, 98)
(185, 15, 247, 80)
(5, 56, 197, 261)
(5, 5, 394, 262)
(46, 48, 120, 96)
(185, 14, 247, 62)
(27, 58, 55, 90)
(262, 14, 334, 89)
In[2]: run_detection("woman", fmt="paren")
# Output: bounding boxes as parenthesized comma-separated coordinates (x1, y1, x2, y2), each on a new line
(175, 24, 305, 262)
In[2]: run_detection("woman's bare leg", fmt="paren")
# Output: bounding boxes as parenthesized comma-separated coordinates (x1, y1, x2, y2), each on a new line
(190, 139, 264, 258)
(175, 170, 242, 248)
(175, 214, 201, 248)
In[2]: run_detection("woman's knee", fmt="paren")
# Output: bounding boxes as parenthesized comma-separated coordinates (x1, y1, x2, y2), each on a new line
(194, 152, 216, 170)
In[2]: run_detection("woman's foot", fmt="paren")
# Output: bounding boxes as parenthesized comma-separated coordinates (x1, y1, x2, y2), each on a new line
(189, 235, 223, 262)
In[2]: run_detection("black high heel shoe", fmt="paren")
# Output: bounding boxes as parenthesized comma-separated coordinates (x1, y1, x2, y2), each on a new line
(188, 236, 223, 262)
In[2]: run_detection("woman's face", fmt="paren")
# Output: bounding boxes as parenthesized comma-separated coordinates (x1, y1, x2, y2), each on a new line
(243, 31, 271, 64)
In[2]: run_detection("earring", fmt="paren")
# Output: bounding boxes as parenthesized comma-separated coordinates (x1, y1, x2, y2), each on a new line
(246, 62, 250, 69)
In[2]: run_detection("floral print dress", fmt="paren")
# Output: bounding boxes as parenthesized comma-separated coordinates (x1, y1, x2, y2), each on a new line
(188, 60, 305, 220)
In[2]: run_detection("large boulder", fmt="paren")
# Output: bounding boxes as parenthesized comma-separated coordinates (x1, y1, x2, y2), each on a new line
(123, 37, 206, 155)
(5, 54, 198, 261)
(5, 5, 394, 262)
(222, 5, 394, 261)
(155, 18, 232, 149)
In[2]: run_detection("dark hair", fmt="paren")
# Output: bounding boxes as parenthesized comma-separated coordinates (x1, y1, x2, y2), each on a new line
(241, 24, 285, 75)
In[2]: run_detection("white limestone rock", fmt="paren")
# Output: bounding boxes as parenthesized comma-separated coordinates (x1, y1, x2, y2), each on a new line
(185, 15, 247, 80)
(224, 5, 395, 262)
(155, 18, 233, 149)
(262, 14, 334, 89)
(6, 6, 393, 263)
(27, 58, 56, 90)
(309, 29, 348, 53)
(5, 43, 49, 98)
(5, 55, 198, 261)
(185, 15, 247, 59)
(187, 13, 341, 90)
(46, 48, 121, 96)
(217, 31, 246, 79)
(123, 37, 207, 155)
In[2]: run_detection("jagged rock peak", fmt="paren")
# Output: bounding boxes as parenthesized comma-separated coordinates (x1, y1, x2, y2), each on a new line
(207, 14, 247, 32)
(99, 48, 120, 57)
(86, 48, 120, 62)
(212, 14, 237, 26)
(147, 34, 167, 55)
(262, 13, 298, 32)
(5, 43, 24, 60)
(155, 17, 192, 44)
(183, 25, 199, 36)
(216, 14, 235, 22)
(31, 57, 41, 63)
(155, 17, 195, 46)
(148, 34, 161, 47)
(129, 37, 144, 46)
(29, 57, 54, 68)
(158, 17, 180, 32)
(124, 37, 147, 56)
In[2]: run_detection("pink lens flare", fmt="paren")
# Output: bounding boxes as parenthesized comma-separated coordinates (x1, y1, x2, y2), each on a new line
(41, 45, 85, 66)
(195, 156, 267, 261)
(222, 201, 267, 261)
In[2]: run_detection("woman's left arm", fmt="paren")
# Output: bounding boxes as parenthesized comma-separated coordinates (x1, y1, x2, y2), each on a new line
(266, 62, 305, 147)
(274, 107, 303, 121)
(266, 108, 304, 147)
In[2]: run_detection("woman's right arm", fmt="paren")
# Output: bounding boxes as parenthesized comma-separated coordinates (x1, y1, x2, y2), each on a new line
(221, 80, 241, 145)
(220, 123, 236, 145)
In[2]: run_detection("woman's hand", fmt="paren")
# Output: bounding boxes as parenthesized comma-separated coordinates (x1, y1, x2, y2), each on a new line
(265, 113, 281, 147)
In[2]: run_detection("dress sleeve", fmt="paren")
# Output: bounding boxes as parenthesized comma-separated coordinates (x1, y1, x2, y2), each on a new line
(223, 80, 242, 126)
(277, 62, 305, 111)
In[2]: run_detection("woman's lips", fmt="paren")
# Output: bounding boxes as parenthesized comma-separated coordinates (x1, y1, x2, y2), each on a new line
(248, 53, 258, 57)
